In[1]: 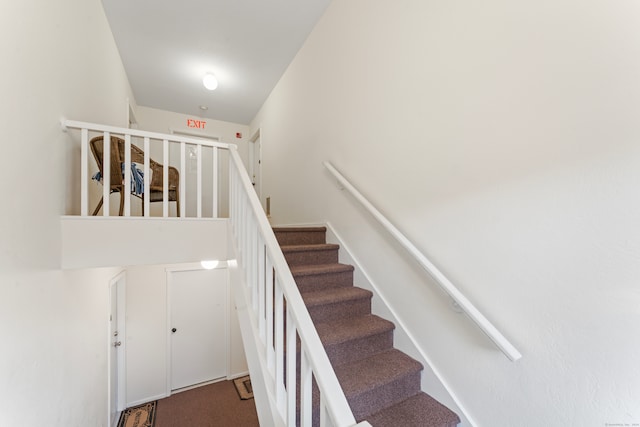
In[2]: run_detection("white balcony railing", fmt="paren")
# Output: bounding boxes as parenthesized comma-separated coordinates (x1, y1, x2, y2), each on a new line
(62, 119, 232, 218)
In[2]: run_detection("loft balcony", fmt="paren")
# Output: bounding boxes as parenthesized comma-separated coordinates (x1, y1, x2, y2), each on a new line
(60, 120, 237, 269)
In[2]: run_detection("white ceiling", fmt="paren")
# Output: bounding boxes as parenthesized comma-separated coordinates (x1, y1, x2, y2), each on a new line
(102, 0, 331, 125)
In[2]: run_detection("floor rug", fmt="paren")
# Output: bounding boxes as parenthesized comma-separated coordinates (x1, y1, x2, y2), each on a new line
(233, 375, 254, 400)
(117, 401, 156, 427)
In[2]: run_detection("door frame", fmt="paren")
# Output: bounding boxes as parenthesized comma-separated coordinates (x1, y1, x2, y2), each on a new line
(108, 271, 127, 427)
(165, 262, 230, 396)
(249, 128, 262, 201)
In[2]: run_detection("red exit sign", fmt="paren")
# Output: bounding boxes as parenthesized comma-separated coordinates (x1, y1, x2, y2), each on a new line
(187, 119, 206, 129)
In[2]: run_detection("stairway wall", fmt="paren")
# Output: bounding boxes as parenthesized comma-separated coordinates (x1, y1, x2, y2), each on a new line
(0, 0, 138, 425)
(249, 1, 640, 425)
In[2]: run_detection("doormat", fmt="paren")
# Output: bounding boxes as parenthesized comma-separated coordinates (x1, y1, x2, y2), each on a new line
(233, 375, 254, 400)
(117, 401, 156, 427)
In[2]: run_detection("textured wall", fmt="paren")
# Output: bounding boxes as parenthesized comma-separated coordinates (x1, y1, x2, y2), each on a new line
(250, 1, 640, 425)
(0, 0, 135, 425)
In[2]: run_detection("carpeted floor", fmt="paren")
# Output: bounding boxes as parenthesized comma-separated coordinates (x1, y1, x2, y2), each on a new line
(154, 380, 259, 427)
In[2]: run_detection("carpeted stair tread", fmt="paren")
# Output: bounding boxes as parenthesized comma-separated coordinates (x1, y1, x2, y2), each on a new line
(317, 315, 396, 366)
(281, 243, 340, 252)
(282, 243, 340, 266)
(274, 226, 327, 232)
(334, 348, 423, 396)
(274, 226, 327, 245)
(302, 286, 372, 323)
(290, 263, 354, 277)
(366, 392, 461, 427)
(316, 314, 395, 347)
(334, 349, 424, 420)
(301, 286, 372, 308)
(291, 263, 355, 292)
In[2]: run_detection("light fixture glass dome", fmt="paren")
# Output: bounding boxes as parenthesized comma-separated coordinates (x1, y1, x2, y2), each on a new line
(202, 73, 218, 91)
(200, 260, 219, 270)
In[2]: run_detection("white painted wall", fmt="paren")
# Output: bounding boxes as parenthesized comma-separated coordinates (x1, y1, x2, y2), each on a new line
(133, 106, 251, 218)
(134, 106, 250, 159)
(125, 263, 248, 406)
(0, 0, 136, 425)
(61, 218, 229, 269)
(250, 1, 640, 425)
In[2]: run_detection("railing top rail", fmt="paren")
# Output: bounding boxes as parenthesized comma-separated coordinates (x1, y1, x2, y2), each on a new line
(230, 149, 358, 426)
(323, 161, 522, 362)
(62, 119, 233, 149)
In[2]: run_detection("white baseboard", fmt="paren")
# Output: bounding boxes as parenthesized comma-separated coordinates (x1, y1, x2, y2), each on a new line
(170, 377, 228, 395)
(125, 393, 168, 408)
(227, 370, 250, 380)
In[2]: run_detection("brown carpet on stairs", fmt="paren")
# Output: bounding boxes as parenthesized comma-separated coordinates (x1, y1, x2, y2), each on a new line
(275, 226, 461, 427)
(154, 380, 259, 427)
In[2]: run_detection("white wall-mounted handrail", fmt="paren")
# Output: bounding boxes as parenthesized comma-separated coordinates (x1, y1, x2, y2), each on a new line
(323, 161, 522, 362)
(230, 150, 368, 426)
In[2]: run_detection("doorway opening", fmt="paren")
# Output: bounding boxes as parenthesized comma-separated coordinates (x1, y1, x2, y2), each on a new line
(108, 271, 126, 427)
(248, 129, 262, 203)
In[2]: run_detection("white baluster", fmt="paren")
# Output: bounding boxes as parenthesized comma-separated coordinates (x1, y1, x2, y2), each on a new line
(143, 137, 150, 217)
(274, 279, 285, 415)
(102, 131, 110, 216)
(80, 128, 88, 216)
(197, 144, 202, 218)
(266, 256, 275, 376)
(258, 237, 266, 341)
(286, 311, 297, 426)
(213, 147, 219, 218)
(124, 135, 131, 216)
(163, 139, 168, 218)
(301, 351, 313, 427)
(251, 224, 259, 311)
(180, 141, 186, 217)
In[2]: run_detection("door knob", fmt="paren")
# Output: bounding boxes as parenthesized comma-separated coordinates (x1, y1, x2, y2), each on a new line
(172, 328, 177, 333)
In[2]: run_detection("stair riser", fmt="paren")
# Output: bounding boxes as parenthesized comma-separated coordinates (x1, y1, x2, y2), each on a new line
(284, 249, 338, 266)
(349, 372, 422, 421)
(294, 270, 354, 292)
(308, 298, 371, 324)
(325, 331, 394, 367)
(274, 230, 327, 246)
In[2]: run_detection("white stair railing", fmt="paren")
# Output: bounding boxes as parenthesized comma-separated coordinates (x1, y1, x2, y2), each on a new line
(324, 161, 522, 362)
(62, 119, 231, 218)
(229, 148, 370, 427)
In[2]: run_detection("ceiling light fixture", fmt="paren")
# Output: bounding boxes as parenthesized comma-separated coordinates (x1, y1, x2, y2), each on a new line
(200, 260, 219, 270)
(199, 105, 208, 111)
(202, 73, 218, 91)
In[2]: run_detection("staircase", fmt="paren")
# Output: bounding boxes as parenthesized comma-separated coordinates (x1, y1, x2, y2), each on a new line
(274, 226, 461, 427)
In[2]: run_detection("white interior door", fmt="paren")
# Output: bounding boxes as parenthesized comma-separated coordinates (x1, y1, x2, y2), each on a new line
(169, 269, 227, 391)
(109, 273, 126, 426)
(249, 131, 261, 200)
